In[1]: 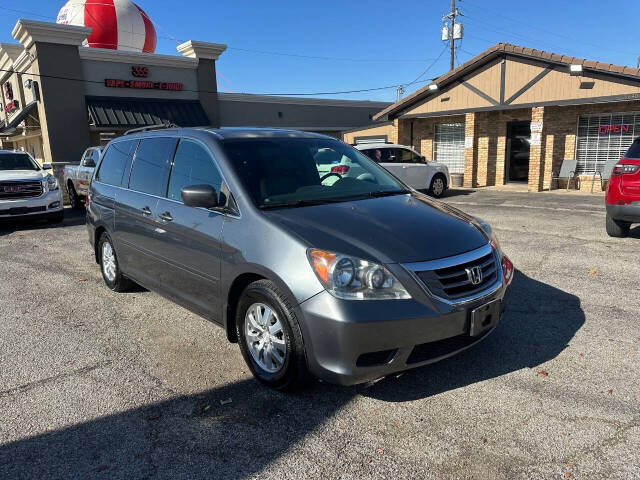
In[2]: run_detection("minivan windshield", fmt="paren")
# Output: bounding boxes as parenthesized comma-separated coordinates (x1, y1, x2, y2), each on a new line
(0, 153, 40, 171)
(222, 138, 409, 209)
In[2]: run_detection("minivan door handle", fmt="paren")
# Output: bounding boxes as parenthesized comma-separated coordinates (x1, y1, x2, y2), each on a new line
(141, 206, 152, 216)
(159, 211, 173, 222)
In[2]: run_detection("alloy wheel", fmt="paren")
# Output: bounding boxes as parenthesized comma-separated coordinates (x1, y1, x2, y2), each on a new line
(244, 303, 287, 373)
(432, 177, 445, 196)
(102, 242, 117, 283)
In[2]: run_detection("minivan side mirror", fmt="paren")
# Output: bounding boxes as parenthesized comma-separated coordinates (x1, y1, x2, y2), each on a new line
(181, 184, 219, 209)
(42, 163, 52, 170)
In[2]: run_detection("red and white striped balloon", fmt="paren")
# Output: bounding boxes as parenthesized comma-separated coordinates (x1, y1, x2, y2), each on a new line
(56, 0, 157, 53)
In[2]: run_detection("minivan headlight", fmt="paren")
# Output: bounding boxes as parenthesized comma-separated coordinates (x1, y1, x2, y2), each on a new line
(475, 217, 500, 251)
(46, 175, 59, 191)
(308, 249, 411, 300)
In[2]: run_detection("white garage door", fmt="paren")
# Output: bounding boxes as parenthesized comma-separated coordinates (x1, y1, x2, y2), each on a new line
(435, 123, 465, 174)
(576, 113, 640, 174)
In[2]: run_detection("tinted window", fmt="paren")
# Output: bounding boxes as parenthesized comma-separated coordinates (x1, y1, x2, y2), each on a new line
(167, 139, 223, 202)
(361, 148, 391, 163)
(129, 137, 178, 196)
(625, 138, 640, 159)
(398, 148, 422, 163)
(0, 152, 40, 171)
(96, 140, 138, 186)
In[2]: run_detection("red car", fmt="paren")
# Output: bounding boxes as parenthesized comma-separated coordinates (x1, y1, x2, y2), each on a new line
(605, 139, 640, 237)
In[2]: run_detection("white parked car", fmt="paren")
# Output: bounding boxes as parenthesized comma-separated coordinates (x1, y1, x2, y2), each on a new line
(355, 143, 451, 198)
(0, 150, 64, 223)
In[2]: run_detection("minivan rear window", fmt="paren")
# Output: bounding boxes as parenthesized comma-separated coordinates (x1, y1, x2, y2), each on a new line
(128, 137, 178, 197)
(96, 140, 138, 187)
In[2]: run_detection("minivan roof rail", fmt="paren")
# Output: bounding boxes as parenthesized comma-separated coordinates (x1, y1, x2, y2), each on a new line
(124, 123, 179, 136)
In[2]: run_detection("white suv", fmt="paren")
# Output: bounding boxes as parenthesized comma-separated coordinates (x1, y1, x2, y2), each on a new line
(0, 150, 64, 223)
(355, 143, 451, 198)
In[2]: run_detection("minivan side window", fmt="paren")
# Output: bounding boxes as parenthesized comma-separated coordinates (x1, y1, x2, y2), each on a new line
(128, 137, 178, 197)
(95, 140, 138, 187)
(167, 139, 223, 202)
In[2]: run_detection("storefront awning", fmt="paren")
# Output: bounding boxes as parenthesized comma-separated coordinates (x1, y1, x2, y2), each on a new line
(86, 96, 209, 129)
(0, 101, 38, 135)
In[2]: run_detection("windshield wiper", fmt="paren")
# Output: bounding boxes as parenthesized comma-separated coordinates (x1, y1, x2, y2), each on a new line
(258, 199, 337, 210)
(367, 189, 411, 198)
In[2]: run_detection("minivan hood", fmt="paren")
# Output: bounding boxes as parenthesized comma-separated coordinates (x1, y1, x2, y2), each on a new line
(0, 170, 46, 181)
(262, 193, 488, 264)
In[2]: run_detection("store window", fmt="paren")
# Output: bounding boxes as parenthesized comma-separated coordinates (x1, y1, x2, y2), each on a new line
(435, 123, 465, 174)
(576, 113, 640, 174)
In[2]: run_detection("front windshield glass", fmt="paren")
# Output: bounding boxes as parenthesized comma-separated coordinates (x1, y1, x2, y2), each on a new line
(0, 153, 40, 171)
(222, 138, 409, 209)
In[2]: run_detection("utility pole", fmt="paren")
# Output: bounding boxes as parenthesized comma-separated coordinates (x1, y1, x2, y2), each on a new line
(442, 0, 463, 71)
(450, 0, 456, 71)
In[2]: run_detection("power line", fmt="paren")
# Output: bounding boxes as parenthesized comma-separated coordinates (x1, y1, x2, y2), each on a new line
(0, 66, 441, 97)
(461, 0, 637, 57)
(407, 44, 449, 85)
(226, 46, 439, 64)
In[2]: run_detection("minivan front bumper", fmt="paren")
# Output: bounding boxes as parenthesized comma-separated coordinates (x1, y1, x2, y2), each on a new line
(298, 282, 509, 386)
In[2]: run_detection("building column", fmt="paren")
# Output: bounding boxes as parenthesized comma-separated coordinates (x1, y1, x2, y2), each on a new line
(178, 41, 227, 128)
(12, 20, 91, 165)
(463, 112, 478, 188)
(528, 106, 546, 192)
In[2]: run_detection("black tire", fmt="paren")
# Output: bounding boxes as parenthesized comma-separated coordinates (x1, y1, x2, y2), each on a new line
(47, 211, 64, 224)
(97, 232, 133, 292)
(67, 182, 81, 209)
(236, 280, 310, 391)
(428, 174, 447, 198)
(606, 213, 630, 238)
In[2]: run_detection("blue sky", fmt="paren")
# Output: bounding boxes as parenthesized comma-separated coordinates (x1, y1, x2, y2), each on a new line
(1, 0, 639, 102)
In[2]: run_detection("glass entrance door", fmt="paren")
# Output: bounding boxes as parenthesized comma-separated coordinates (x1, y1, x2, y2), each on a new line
(506, 121, 531, 183)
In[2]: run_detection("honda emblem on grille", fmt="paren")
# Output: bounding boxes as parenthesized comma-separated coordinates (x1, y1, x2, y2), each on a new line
(465, 266, 483, 285)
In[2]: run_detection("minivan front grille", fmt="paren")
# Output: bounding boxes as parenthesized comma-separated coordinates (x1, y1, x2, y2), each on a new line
(405, 245, 500, 303)
(0, 181, 44, 200)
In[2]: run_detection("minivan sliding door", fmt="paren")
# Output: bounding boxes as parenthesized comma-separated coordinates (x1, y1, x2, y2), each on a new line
(153, 139, 226, 322)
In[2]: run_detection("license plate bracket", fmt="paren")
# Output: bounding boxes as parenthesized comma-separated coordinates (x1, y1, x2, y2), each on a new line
(470, 299, 501, 337)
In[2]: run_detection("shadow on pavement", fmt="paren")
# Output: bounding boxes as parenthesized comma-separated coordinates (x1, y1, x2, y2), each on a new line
(365, 270, 585, 401)
(0, 270, 583, 479)
(0, 207, 85, 236)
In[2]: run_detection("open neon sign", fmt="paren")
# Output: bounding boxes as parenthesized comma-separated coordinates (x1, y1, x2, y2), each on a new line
(599, 124, 631, 135)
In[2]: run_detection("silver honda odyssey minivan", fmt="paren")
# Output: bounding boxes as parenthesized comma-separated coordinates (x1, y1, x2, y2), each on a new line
(87, 127, 513, 390)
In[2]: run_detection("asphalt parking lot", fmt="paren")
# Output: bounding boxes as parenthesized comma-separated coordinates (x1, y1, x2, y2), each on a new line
(0, 189, 638, 480)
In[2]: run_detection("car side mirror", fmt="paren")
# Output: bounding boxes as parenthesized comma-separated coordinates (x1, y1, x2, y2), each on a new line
(42, 163, 52, 170)
(181, 184, 219, 209)
(85, 160, 96, 168)
(420, 156, 426, 162)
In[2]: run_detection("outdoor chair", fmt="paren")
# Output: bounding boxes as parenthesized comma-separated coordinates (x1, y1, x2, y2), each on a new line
(591, 157, 620, 193)
(550, 159, 578, 191)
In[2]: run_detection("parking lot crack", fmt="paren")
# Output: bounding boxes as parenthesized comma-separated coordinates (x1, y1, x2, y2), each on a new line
(0, 360, 113, 399)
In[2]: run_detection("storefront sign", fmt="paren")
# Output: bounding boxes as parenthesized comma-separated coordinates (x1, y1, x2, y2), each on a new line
(131, 66, 149, 78)
(3, 99, 19, 114)
(465, 136, 473, 148)
(598, 124, 630, 135)
(104, 79, 184, 91)
(531, 132, 542, 146)
(3, 81, 13, 100)
(530, 121, 543, 133)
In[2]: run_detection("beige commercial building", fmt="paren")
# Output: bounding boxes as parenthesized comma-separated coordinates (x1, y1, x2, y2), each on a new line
(345, 43, 640, 192)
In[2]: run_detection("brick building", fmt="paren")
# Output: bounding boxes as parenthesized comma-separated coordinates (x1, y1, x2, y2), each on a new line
(344, 43, 640, 192)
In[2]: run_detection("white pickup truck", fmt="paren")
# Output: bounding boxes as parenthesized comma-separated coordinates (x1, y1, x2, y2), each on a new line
(63, 146, 102, 208)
